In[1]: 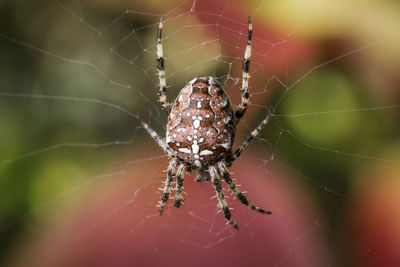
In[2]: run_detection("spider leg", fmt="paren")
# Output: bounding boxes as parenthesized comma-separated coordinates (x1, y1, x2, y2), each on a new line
(141, 121, 175, 157)
(218, 162, 272, 215)
(158, 159, 178, 215)
(234, 16, 252, 124)
(209, 166, 239, 229)
(174, 163, 186, 208)
(157, 16, 171, 113)
(231, 113, 272, 161)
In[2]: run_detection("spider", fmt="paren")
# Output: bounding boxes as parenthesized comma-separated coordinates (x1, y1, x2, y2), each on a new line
(141, 16, 272, 229)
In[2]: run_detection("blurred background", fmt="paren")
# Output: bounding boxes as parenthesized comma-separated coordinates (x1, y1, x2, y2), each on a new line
(1, 0, 400, 266)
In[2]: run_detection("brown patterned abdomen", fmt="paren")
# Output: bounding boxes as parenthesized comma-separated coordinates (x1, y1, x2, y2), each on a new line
(166, 77, 235, 167)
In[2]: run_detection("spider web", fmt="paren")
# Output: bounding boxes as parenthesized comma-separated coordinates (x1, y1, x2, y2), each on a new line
(1, 0, 400, 266)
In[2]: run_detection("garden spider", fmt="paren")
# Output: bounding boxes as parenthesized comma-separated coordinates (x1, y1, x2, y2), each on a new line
(141, 16, 272, 229)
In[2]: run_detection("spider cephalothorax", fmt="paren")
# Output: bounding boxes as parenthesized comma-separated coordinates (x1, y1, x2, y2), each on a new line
(141, 16, 272, 229)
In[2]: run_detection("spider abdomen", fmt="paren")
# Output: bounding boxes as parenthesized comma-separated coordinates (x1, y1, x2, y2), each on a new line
(166, 77, 235, 167)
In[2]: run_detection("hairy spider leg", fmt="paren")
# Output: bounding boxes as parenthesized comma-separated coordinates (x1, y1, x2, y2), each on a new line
(158, 159, 178, 215)
(209, 166, 239, 229)
(232, 113, 272, 160)
(174, 163, 186, 207)
(235, 16, 253, 124)
(157, 16, 171, 113)
(218, 162, 272, 214)
(141, 121, 175, 157)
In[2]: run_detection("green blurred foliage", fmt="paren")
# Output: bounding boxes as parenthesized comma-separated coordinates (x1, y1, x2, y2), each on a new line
(283, 69, 361, 146)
